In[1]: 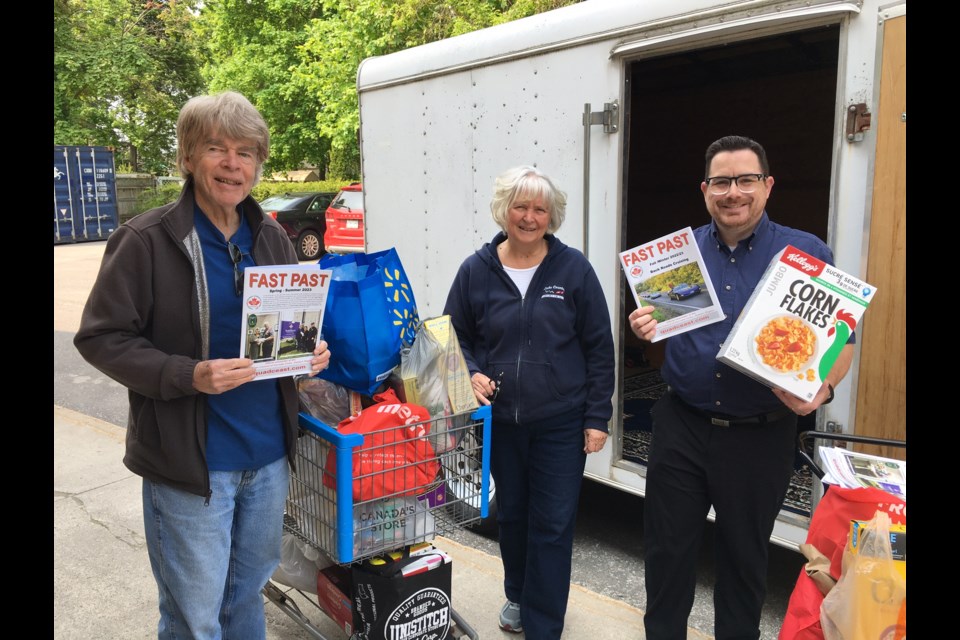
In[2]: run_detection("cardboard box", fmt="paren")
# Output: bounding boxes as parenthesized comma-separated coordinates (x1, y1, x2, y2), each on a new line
(716, 245, 877, 401)
(352, 546, 453, 640)
(317, 564, 354, 636)
(849, 519, 906, 581)
(418, 315, 478, 415)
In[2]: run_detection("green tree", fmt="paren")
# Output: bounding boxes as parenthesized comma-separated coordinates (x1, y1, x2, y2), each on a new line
(54, 0, 205, 174)
(196, 0, 332, 177)
(293, 0, 579, 179)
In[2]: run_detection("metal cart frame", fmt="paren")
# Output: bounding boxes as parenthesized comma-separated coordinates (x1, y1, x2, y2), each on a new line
(264, 404, 492, 640)
(797, 430, 906, 510)
(798, 431, 905, 477)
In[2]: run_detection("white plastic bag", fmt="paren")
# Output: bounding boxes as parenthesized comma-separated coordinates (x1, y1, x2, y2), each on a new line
(271, 532, 333, 594)
(354, 495, 436, 555)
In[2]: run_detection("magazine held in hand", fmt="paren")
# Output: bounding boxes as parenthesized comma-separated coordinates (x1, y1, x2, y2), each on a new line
(716, 245, 877, 401)
(239, 265, 332, 380)
(619, 226, 724, 342)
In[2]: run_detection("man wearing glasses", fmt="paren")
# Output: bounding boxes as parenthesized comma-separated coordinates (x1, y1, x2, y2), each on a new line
(75, 91, 332, 638)
(628, 136, 854, 640)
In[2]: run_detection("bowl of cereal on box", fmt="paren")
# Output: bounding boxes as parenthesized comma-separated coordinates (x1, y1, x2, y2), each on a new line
(751, 315, 819, 380)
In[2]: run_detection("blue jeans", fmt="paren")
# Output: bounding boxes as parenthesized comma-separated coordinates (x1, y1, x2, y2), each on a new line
(142, 456, 289, 640)
(490, 412, 587, 640)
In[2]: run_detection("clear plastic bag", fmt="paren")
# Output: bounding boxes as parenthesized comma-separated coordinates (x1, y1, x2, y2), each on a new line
(271, 532, 333, 594)
(297, 376, 352, 427)
(400, 316, 477, 453)
(820, 511, 906, 640)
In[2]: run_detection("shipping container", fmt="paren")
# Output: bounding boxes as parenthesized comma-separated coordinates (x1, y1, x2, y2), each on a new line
(54, 145, 119, 244)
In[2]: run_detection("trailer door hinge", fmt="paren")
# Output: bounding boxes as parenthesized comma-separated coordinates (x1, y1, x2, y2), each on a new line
(583, 101, 619, 133)
(845, 103, 871, 142)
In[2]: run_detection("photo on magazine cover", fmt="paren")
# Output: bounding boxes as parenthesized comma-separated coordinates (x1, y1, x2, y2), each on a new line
(635, 262, 715, 321)
(277, 311, 323, 359)
(244, 313, 279, 362)
(619, 226, 724, 342)
(849, 457, 906, 484)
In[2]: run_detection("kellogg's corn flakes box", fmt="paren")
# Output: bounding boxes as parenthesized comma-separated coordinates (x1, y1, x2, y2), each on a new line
(716, 245, 877, 401)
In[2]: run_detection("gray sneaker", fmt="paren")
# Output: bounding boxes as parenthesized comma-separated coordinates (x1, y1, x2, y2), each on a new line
(499, 600, 523, 633)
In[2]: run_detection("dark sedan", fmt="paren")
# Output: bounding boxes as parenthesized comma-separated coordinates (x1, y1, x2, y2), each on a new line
(668, 283, 702, 300)
(259, 191, 336, 260)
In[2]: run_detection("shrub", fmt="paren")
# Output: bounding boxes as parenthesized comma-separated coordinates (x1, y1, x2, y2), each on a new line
(250, 179, 357, 202)
(126, 184, 184, 222)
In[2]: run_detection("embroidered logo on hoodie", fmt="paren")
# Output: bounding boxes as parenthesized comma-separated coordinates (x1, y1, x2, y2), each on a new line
(541, 285, 566, 301)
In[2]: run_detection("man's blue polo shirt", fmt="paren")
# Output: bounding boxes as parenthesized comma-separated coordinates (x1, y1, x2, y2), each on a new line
(194, 206, 286, 471)
(661, 213, 850, 417)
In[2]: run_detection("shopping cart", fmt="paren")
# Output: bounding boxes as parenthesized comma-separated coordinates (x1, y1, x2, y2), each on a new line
(779, 431, 906, 639)
(264, 403, 492, 640)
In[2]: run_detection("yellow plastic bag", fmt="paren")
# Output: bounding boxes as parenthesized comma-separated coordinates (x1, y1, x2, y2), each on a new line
(820, 510, 906, 640)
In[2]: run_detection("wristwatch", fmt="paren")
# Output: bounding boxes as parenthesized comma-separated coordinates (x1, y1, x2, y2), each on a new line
(822, 383, 835, 405)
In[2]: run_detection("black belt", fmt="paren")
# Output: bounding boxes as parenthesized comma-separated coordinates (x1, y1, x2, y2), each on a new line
(670, 391, 792, 427)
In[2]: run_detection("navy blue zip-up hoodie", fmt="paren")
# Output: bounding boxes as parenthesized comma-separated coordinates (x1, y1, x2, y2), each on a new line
(443, 232, 615, 431)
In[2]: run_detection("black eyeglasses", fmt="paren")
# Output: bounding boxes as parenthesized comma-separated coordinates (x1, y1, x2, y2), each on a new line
(490, 371, 504, 402)
(227, 241, 244, 296)
(705, 173, 767, 195)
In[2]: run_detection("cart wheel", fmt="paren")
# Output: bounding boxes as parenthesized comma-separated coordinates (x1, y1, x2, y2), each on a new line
(444, 427, 498, 537)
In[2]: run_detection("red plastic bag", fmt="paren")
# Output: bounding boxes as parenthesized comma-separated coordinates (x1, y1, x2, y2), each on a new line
(323, 388, 439, 501)
(778, 486, 906, 640)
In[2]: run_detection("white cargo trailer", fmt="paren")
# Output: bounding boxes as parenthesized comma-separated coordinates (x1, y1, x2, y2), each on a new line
(357, 0, 906, 548)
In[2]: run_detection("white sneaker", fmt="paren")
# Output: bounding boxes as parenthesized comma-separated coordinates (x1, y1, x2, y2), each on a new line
(499, 600, 523, 633)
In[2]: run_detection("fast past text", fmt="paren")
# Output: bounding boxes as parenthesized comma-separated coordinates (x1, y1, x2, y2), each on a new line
(621, 231, 691, 266)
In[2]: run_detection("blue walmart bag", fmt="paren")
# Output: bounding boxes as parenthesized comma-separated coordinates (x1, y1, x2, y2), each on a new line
(317, 248, 419, 395)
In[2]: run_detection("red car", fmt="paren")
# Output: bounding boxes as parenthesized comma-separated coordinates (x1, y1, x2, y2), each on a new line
(323, 183, 365, 254)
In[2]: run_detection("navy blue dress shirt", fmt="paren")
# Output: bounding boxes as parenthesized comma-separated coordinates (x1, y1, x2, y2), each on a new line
(661, 213, 849, 417)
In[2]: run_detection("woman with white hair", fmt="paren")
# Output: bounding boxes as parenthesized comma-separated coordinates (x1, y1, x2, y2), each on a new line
(443, 165, 615, 640)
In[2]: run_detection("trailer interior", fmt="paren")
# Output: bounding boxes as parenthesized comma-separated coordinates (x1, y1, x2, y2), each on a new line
(617, 24, 841, 518)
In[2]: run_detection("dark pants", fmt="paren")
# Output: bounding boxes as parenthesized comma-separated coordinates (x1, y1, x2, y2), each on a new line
(490, 412, 587, 640)
(643, 391, 797, 640)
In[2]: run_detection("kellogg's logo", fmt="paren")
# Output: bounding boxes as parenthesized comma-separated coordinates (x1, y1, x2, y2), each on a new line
(783, 250, 823, 275)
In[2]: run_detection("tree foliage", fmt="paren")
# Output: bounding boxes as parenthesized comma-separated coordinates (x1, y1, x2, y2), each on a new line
(195, 0, 333, 177)
(54, 0, 204, 174)
(637, 264, 707, 296)
(292, 0, 579, 178)
(56, 0, 580, 177)
(196, 0, 578, 179)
